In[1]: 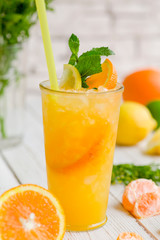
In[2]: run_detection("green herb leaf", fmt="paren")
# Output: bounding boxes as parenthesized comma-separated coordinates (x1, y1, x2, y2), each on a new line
(68, 34, 80, 56)
(76, 55, 102, 78)
(80, 47, 115, 58)
(111, 164, 160, 185)
(0, 79, 9, 96)
(82, 77, 89, 88)
(68, 53, 78, 66)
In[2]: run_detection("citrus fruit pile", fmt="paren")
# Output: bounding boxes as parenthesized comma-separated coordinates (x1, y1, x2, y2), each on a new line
(120, 69, 160, 149)
(122, 179, 160, 219)
(0, 184, 65, 240)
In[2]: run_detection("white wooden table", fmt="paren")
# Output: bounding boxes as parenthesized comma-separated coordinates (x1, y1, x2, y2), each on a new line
(0, 93, 160, 240)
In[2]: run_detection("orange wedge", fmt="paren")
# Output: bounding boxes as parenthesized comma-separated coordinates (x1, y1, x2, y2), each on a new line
(86, 58, 117, 89)
(0, 184, 65, 240)
(117, 232, 144, 240)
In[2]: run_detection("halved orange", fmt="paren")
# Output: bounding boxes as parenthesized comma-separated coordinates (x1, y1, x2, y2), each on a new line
(117, 232, 144, 240)
(0, 184, 65, 240)
(122, 179, 158, 212)
(86, 58, 118, 89)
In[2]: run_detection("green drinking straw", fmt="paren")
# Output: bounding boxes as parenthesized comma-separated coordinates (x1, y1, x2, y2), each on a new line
(35, 0, 58, 90)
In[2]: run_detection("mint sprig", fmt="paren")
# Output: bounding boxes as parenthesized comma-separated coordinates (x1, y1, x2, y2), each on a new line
(68, 34, 115, 88)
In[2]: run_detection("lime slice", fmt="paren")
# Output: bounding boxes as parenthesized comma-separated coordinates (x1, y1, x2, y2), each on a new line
(59, 64, 82, 90)
(147, 100, 160, 129)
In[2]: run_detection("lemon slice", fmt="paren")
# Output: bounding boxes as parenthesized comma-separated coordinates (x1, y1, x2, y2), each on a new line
(145, 128, 160, 155)
(59, 64, 82, 90)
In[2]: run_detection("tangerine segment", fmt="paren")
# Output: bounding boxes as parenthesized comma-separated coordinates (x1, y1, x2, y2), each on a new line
(133, 190, 160, 219)
(0, 184, 65, 240)
(117, 232, 144, 240)
(122, 179, 158, 212)
(86, 59, 117, 89)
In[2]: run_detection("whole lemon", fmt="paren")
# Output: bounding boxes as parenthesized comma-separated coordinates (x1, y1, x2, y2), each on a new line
(117, 101, 157, 145)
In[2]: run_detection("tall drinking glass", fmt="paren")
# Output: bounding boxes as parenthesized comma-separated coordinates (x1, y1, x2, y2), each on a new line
(40, 81, 123, 231)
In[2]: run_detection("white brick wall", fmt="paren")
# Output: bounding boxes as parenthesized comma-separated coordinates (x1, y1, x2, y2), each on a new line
(25, 0, 160, 91)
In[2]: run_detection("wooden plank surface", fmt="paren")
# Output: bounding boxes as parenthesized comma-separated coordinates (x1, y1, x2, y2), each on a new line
(0, 155, 19, 194)
(0, 93, 159, 239)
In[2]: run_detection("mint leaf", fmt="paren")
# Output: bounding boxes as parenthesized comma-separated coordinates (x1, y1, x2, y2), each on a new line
(68, 53, 78, 65)
(80, 47, 114, 58)
(68, 34, 80, 56)
(82, 77, 89, 88)
(76, 55, 102, 78)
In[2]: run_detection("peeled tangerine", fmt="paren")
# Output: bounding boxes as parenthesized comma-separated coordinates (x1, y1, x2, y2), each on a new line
(122, 179, 160, 219)
(116, 101, 157, 146)
(117, 232, 144, 240)
(133, 190, 160, 218)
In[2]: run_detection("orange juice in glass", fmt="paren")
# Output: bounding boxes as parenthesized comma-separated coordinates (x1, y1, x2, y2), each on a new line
(40, 81, 123, 231)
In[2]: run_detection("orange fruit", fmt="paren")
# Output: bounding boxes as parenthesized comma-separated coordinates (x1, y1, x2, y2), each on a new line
(117, 232, 144, 240)
(133, 189, 160, 219)
(86, 58, 118, 89)
(123, 69, 160, 105)
(122, 179, 158, 212)
(0, 184, 65, 240)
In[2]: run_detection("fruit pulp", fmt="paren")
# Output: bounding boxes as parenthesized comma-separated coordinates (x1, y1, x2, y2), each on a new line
(40, 81, 123, 231)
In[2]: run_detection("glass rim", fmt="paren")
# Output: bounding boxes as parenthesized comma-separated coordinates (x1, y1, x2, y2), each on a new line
(39, 80, 124, 95)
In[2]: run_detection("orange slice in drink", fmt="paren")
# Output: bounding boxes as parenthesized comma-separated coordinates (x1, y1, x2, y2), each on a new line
(133, 190, 160, 219)
(86, 58, 117, 89)
(0, 184, 65, 240)
(122, 179, 158, 212)
(117, 232, 144, 240)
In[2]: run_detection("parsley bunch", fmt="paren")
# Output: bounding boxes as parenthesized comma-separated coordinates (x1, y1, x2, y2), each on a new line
(68, 34, 115, 88)
(0, 0, 54, 138)
(0, 0, 53, 46)
(0, 0, 54, 93)
(112, 164, 160, 185)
